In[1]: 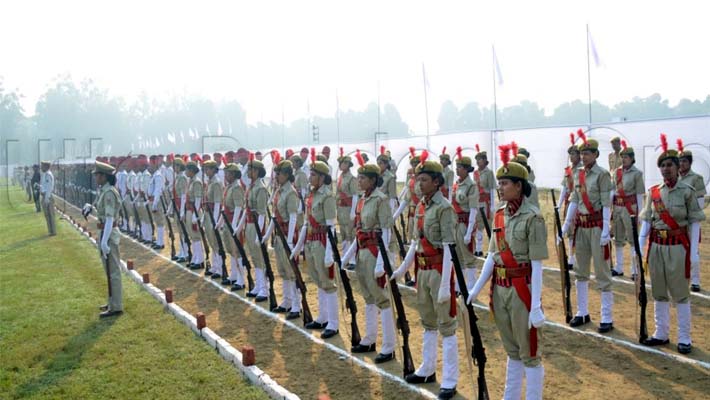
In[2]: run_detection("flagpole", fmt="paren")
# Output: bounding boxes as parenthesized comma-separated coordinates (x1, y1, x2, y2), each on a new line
(492, 45, 499, 131)
(336, 89, 341, 148)
(422, 63, 431, 149)
(281, 104, 285, 153)
(586, 23, 593, 126)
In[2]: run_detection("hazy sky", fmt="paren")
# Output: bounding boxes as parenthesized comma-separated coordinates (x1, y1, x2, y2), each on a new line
(3, 0, 709, 133)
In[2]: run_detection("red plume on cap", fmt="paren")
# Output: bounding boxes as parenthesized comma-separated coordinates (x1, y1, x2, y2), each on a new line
(475, 144, 480, 153)
(271, 149, 281, 165)
(409, 146, 416, 158)
(511, 141, 519, 157)
(182, 155, 188, 163)
(660, 133, 668, 152)
(248, 152, 254, 162)
(419, 150, 429, 165)
(167, 153, 175, 162)
(441, 146, 447, 155)
(499, 144, 512, 167)
(310, 147, 316, 164)
(456, 146, 463, 160)
(569, 133, 575, 146)
(380, 145, 385, 155)
(621, 140, 627, 150)
(577, 129, 588, 145)
(195, 154, 203, 164)
(676, 138, 684, 153)
(285, 148, 294, 159)
(339, 147, 344, 158)
(355, 150, 365, 167)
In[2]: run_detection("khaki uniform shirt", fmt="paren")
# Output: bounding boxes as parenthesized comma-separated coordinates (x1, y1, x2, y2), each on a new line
(528, 168, 536, 183)
(414, 191, 456, 250)
(357, 189, 393, 233)
(206, 174, 223, 204)
(275, 183, 300, 222)
(307, 185, 336, 226)
(488, 198, 548, 264)
(247, 179, 268, 215)
(639, 181, 706, 228)
(476, 167, 496, 197)
(381, 169, 397, 200)
(443, 166, 455, 192)
(294, 169, 309, 199)
(453, 176, 479, 213)
(96, 183, 121, 244)
(224, 180, 245, 212)
(608, 151, 622, 172)
(175, 173, 188, 197)
(188, 176, 203, 202)
(570, 163, 612, 213)
(337, 170, 358, 204)
(679, 169, 707, 197)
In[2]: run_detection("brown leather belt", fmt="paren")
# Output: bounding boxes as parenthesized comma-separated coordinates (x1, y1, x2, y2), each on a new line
(651, 228, 687, 245)
(576, 211, 603, 228)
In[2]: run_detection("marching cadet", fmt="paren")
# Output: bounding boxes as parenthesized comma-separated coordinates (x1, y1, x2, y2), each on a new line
(261, 158, 302, 320)
(39, 161, 57, 236)
(84, 161, 123, 317)
(678, 140, 707, 292)
(510, 152, 539, 208)
(558, 133, 582, 267)
(439, 147, 454, 200)
(137, 155, 152, 244)
(391, 150, 459, 400)
(291, 154, 309, 235)
(639, 134, 704, 354)
(148, 156, 166, 250)
(219, 162, 248, 291)
(560, 130, 615, 333)
(517, 147, 535, 183)
(316, 151, 333, 193)
(611, 140, 645, 278)
(450, 147, 479, 288)
(214, 152, 225, 182)
(340, 151, 396, 363)
(236, 148, 252, 188)
(608, 136, 622, 172)
(467, 143, 547, 400)
(202, 159, 226, 280)
(291, 149, 340, 339)
(474, 145, 496, 256)
(116, 158, 129, 232)
(126, 158, 139, 238)
(336, 148, 359, 268)
(185, 158, 206, 269)
(239, 153, 270, 302)
(299, 147, 311, 177)
(393, 147, 422, 286)
(173, 156, 190, 263)
(377, 146, 399, 257)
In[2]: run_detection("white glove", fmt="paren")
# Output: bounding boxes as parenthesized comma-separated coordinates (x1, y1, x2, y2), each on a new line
(529, 307, 545, 329)
(349, 195, 358, 220)
(324, 235, 334, 265)
(374, 252, 385, 278)
(152, 203, 158, 212)
(600, 206, 611, 246)
(437, 245, 454, 304)
(290, 225, 308, 259)
(392, 197, 408, 220)
(392, 239, 417, 281)
(100, 216, 113, 256)
(82, 203, 92, 217)
(340, 240, 358, 266)
(559, 202, 578, 244)
(216, 216, 224, 229)
(529, 260, 544, 328)
(235, 210, 247, 234)
(467, 253, 494, 304)
(464, 208, 477, 245)
(101, 241, 110, 256)
(262, 220, 275, 244)
(690, 222, 700, 264)
(191, 213, 197, 224)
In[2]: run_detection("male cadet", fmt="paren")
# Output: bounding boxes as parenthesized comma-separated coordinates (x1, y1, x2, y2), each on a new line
(560, 130, 615, 333)
(439, 147, 454, 201)
(474, 145, 496, 256)
(148, 156, 166, 250)
(608, 136, 623, 172)
(136, 155, 152, 243)
(214, 152, 225, 182)
(517, 147, 535, 182)
(116, 158, 129, 231)
(39, 161, 57, 235)
(236, 148, 252, 187)
(31, 164, 42, 212)
(299, 147, 311, 176)
(611, 140, 645, 278)
(678, 139, 707, 292)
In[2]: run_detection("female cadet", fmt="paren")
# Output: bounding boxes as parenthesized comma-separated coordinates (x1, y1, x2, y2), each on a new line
(291, 149, 340, 339)
(336, 148, 359, 267)
(377, 146, 400, 258)
(467, 144, 547, 399)
(341, 151, 397, 363)
(185, 158, 206, 269)
(391, 151, 459, 400)
(262, 158, 302, 320)
(451, 146, 479, 288)
(639, 134, 704, 354)
(219, 163, 247, 291)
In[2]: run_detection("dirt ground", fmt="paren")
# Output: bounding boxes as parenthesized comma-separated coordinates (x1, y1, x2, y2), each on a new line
(57, 196, 710, 400)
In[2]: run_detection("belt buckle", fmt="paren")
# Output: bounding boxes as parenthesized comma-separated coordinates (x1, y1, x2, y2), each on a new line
(497, 267, 506, 279)
(580, 215, 588, 222)
(659, 230, 668, 239)
(307, 227, 313, 235)
(417, 256, 426, 266)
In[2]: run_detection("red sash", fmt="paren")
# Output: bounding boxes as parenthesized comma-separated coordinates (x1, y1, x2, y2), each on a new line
(306, 192, 333, 279)
(416, 200, 456, 317)
(650, 185, 691, 278)
(474, 170, 491, 217)
(563, 166, 573, 206)
(408, 177, 420, 205)
(615, 168, 636, 215)
(452, 181, 475, 252)
(492, 209, 538, 357)
(578, 169, 596, 213)
(337, 176, 352, 207)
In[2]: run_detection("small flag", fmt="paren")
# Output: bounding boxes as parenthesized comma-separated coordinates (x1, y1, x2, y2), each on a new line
(493, 45, 504, 86)
(588, 26, 602, 67)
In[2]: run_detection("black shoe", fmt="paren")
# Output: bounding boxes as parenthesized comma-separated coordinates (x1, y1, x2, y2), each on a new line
(405, 372, 436, 384)
(189, 263, 204, 270)
(171, 255, 180, 261)
(677, 342, 692, 354)
(691, 284, 701, 292)
(210, 273, 221, 280)
(631, 273, 638, 281)
(231, 284, 245, 291)
(598, 322, 614, 333)
(305, 321, 327, 330)
(321, 329, 339, 339)
(99, 304, 109, 311)
(286, 311, 300, 320)
(246, 292, 257, 298)
(405, 279, 416, 287)
(205, 271, 214, 277)
(351, 343, 376, 353)
(154, 245, 165, 250)
(474, 251, 483, 257)
(99, 310, 123, 318)
(175, 257, 186, 263)
(346, 264, 356, 271)
(438, 387, 457, 400)
(611, 270, 624, 277)
(255, 296, 268, 302)
(375, 352, 395, 363)
(220, 278, 231, 285)
(569, 315, 591, 327)
(271, 306, 289, 313)
(642, 337, 670, 346)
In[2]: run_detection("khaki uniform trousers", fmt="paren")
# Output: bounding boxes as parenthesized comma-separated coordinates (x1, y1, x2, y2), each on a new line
(612, 205, 633, 246)
(337, 206, 354, 242)
(185, 210, 202, 242)
(574, 226, 613, 291)
(100, 239, 123, 312)
(305, 240, 337, 293)
(492, 284, 541, 367)
(42, 195, 56, 235)
(455, 221, 476, 268)
(356, 249, 390, 309)
(415, 269, 457, 337)
(220, 225, 239, 258)
(203, 213, 219, 254)
(274, 235, 296, 281)
(245, 223, 264, 270)
(648, 243, 690, 303)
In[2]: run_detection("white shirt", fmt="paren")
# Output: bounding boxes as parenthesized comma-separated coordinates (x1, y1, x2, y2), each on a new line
(239, 163, 251, 187)
(40, 170, 54, 195)
(164, 166, 174, 191)
(116, 170, 128, 196)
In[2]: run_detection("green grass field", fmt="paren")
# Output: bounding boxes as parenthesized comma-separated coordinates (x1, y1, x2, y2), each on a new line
(0, 186, 269, 400)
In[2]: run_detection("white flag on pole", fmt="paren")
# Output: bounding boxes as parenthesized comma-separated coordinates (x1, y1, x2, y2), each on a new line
(588, 27, 602, 67)
(493, 45, 504, 86)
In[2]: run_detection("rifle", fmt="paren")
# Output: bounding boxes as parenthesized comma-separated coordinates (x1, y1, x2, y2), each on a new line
(98, 224, 112, 299)
(170, 195, 192, 261)
(250, 211, 278, 311)
(268, 209, 314, 325)
(127, 190, 142, 238)
(376, 233, 415, 377)
(394, 198, 414, 284)
(189, 200, 211, 270)
(551, 189, 573, 323)
(478, 206, 492, 239)
(143, 192, 157, 243)
(449, 243, 489, 399)
(119, 191, 130, 232)
(325, 227, 362, 347)
(630, 215, 648, 344)
(159, 195, 176, 259)
(221, 210, 254, 291)
(204, 201, 230, 285)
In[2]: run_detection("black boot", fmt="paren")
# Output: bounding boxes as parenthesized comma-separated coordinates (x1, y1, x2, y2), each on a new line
(569, 314, 591, 327)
